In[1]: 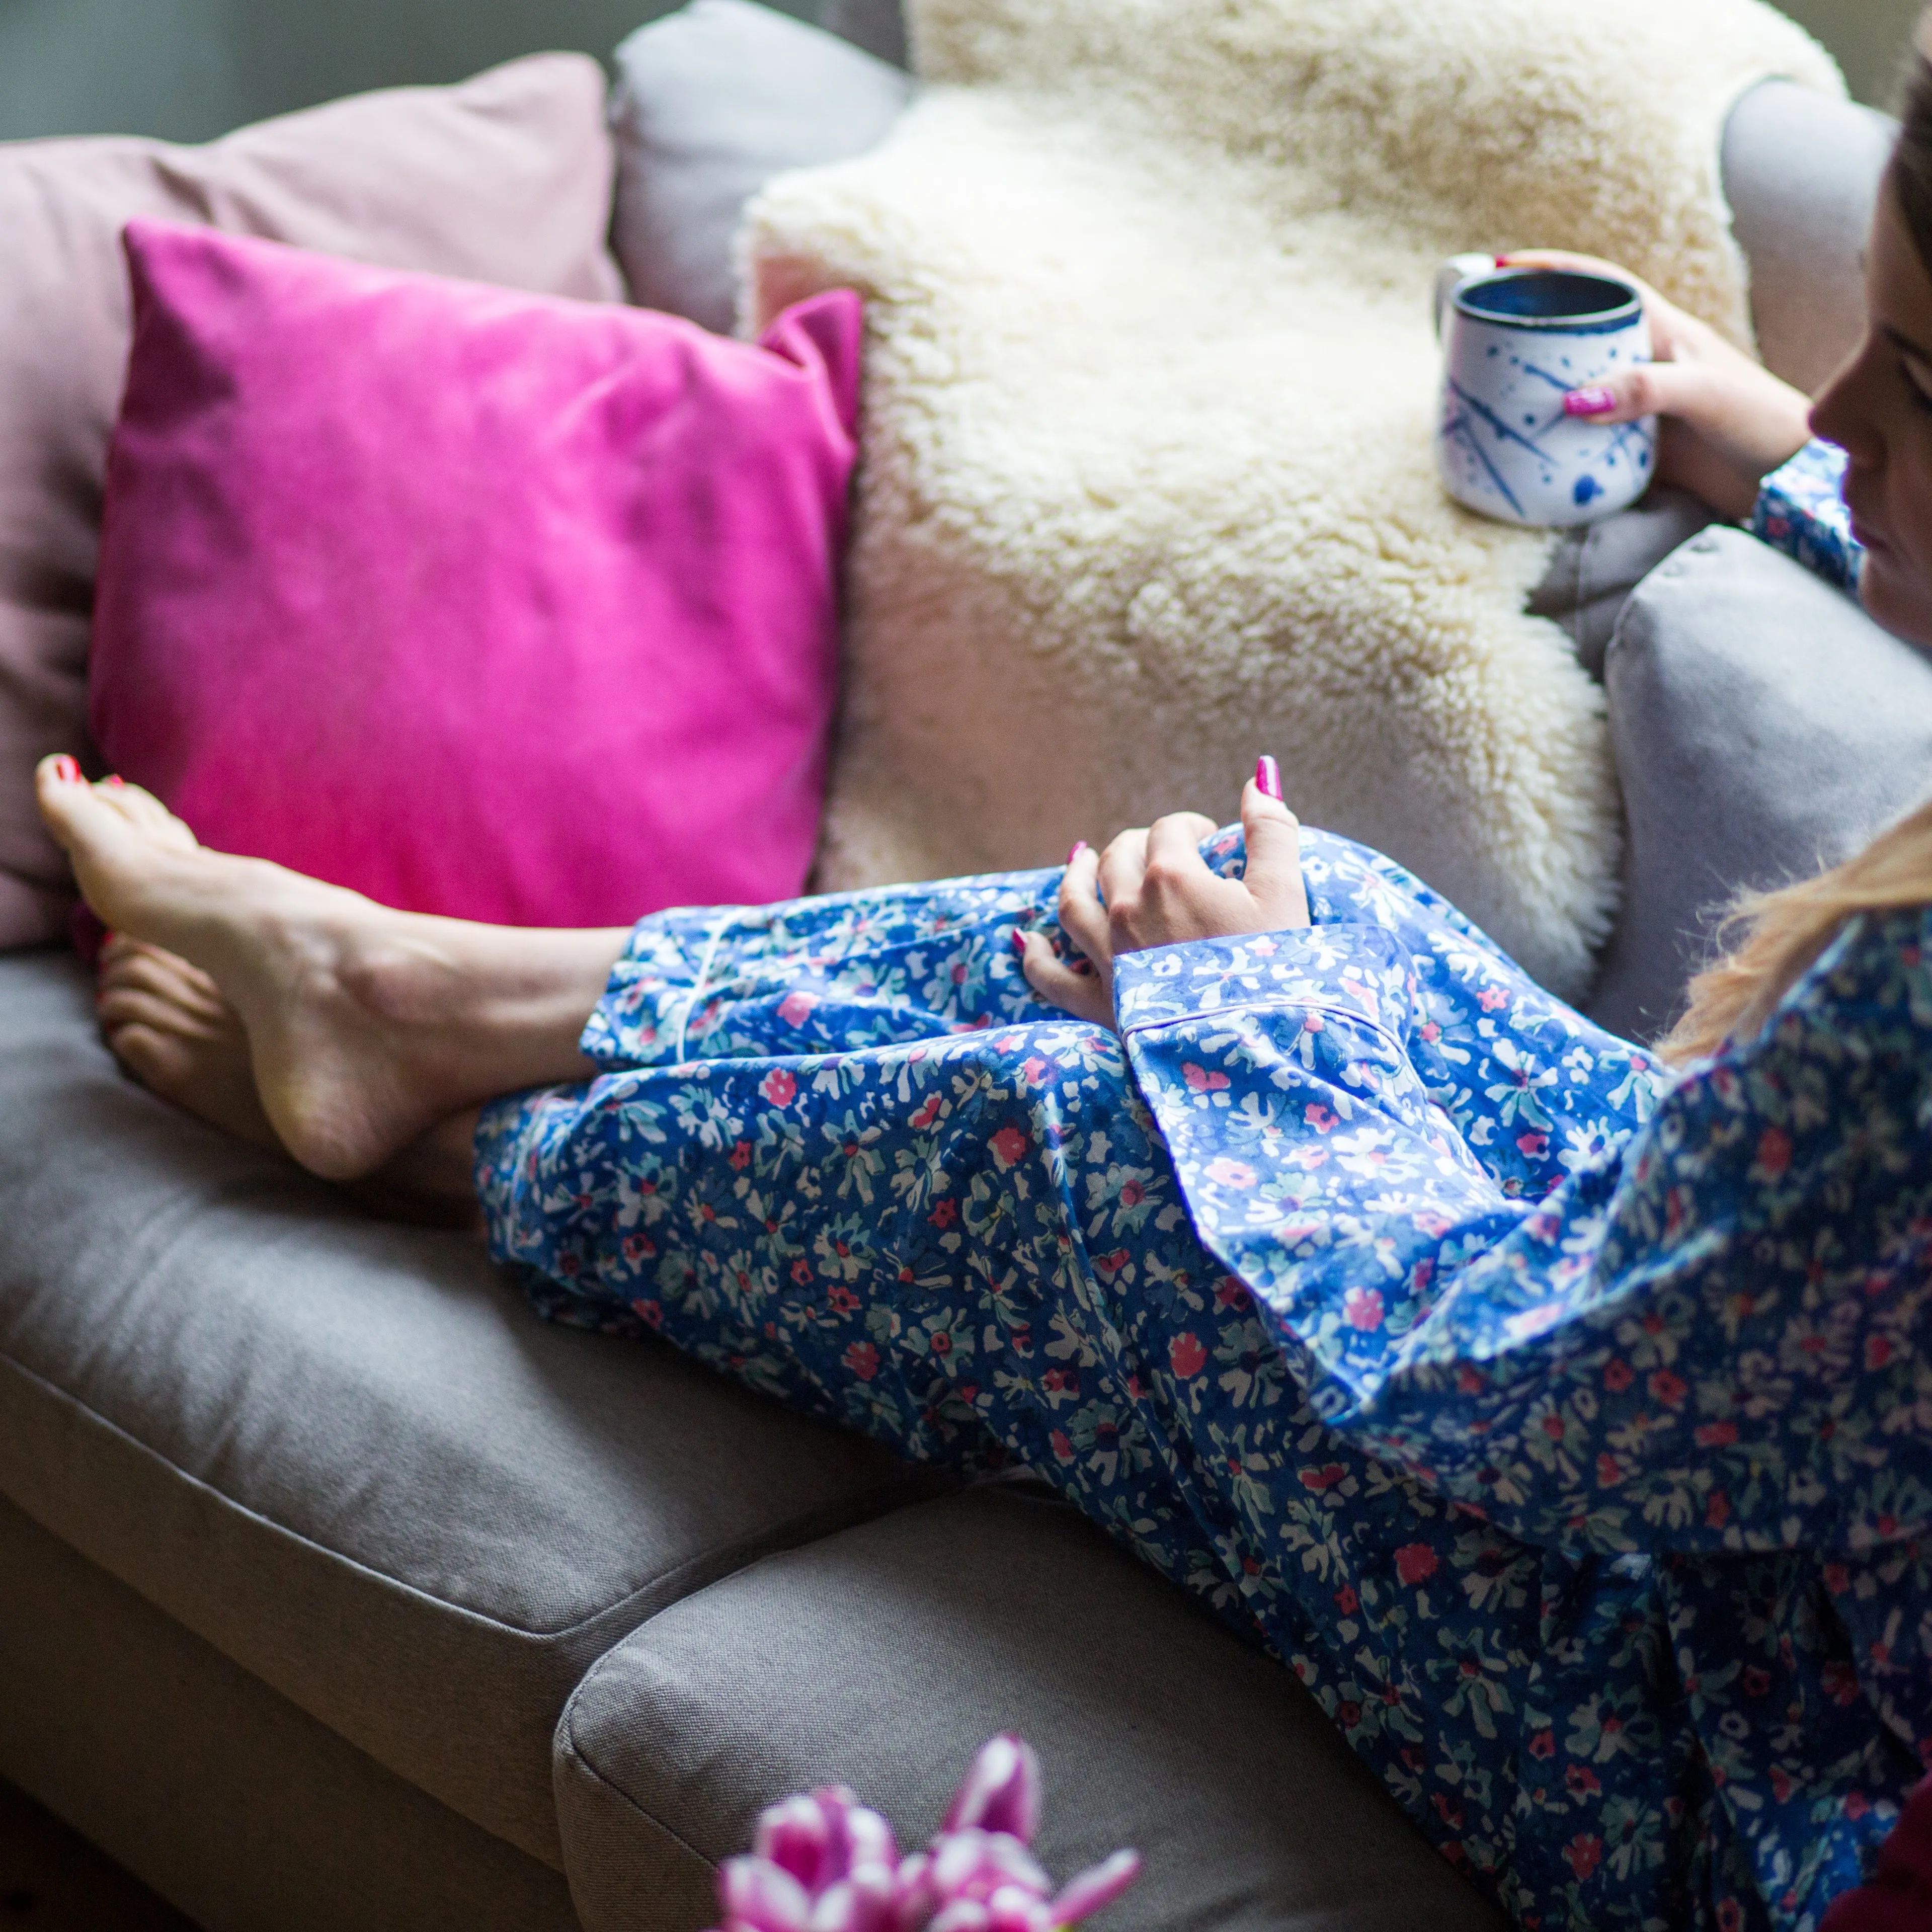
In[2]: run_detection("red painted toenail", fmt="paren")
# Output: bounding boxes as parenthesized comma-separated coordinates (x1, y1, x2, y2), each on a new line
(105, 774, 126, 789)
(50, 755, 80, 784)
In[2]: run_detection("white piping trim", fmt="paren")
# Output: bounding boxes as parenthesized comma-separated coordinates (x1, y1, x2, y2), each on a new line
(675, 911, 735, 1063)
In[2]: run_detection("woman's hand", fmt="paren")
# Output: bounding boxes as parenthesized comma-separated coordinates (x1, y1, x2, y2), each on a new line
(1501, 249, 1813, 520)
(1019, 768, 1311, 1027)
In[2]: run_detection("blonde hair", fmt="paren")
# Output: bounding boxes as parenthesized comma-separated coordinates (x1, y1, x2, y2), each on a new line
(1657, 799, 1932, 1064)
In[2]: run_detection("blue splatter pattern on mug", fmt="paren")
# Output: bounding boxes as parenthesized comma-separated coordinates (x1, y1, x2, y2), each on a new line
(1436, 268, 1655, 528)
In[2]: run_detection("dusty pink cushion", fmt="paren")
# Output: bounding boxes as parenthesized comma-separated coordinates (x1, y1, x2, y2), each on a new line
(0, 54, 625, 950)
(91, 220, 860, 929)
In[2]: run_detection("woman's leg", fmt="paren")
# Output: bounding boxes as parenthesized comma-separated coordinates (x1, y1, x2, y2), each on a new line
(477, 997, 1545, 1903)
(37, 762, 628, 1180)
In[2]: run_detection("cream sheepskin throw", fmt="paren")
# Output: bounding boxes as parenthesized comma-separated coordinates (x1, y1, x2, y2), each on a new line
(746, 0, 1841, 997)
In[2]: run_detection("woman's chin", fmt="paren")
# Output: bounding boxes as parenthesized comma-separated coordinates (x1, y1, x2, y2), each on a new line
(1855, 551, 1932, 654)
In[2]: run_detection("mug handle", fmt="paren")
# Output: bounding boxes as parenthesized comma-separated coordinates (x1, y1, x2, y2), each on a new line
(1433, 253, 1505, 341)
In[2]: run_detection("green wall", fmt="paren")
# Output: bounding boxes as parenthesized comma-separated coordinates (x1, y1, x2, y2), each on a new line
(0, 0, 814, 144)
(1776, 0, 1921, 108)
(0, 0, 1917, 144)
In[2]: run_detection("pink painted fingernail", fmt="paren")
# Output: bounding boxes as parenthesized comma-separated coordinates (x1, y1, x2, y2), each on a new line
(1067, 841, 1088, 865)
(1493, 252, 1512, 267)
(50, 755, 80, 784)
(1255, 755, 1282, 801)
(105, 774, 126, 789)
(1565, 386, 1617, 417)
(1011, 930, 1028, 955)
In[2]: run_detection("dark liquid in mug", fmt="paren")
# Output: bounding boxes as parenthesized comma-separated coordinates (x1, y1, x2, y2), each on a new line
(1457, 270, 1641, 331)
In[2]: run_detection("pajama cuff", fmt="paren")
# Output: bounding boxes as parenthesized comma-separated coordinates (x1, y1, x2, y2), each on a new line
(1750, 438, 1863, 594)
(1111, 922, 1410, 1036)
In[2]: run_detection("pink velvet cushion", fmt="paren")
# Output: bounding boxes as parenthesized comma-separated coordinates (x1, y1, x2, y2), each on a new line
(0, 53, 625, 951)
(92, 220, 860, 930)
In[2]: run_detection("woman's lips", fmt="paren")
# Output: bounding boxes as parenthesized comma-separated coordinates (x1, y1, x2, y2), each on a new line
(1845, 496, 1890, 552)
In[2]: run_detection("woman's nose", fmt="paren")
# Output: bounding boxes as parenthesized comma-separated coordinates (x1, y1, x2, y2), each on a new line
(1809, 338, 1884, 464)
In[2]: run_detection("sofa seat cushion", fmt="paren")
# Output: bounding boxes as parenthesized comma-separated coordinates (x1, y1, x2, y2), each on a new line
(555, 1482, 1507, 1932)
(0, 952, 938, 1868)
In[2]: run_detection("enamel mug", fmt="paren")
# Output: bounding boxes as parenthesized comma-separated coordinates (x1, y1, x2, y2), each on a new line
(1433, 256, 1656, 527)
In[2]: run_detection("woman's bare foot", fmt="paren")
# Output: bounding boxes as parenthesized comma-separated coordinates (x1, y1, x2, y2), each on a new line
(96, 933, 280, 1152)
(37, 757, 625, 1183)
(98, 934, 484, 1227)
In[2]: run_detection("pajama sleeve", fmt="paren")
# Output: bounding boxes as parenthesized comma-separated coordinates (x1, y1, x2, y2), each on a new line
(1750, 437, 1865, 594)
(1115, 908, 1932, 1558)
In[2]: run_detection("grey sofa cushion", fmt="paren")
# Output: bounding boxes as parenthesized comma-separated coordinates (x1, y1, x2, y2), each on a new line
(0, 1490, 578, 1932)
(1723, 78, 1897, 394)
(1528, 486, 1717, 678)
(555, 1482, 1506, 1932)
(0, 951, 937, 1868)
(1586, 526, 1932, 1042)
(610, 0, 912, 334)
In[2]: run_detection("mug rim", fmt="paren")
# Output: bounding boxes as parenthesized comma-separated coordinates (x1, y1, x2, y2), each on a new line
(1453, 268, 1643, 335)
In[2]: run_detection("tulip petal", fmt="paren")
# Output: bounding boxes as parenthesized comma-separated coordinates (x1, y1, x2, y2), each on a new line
(986, 1885, 1054, 1932)
(893, 1851, 938, 1932)
(944, 1737, 1015, 1834)
(1048, 1850, 1142, 1925)
(977, 1740, 1041, 1844)
(846, 1804, 901, 1876)
(943, 1737, 1040, 1844)
(757, 1797, 834, 1891)
(809, 1880, 858, 1932)
(930, 1827, 1050, 1900)
(720, 1855, 815, 1932)
(814, 1864, 897, 1932)
(930, 1906, 992, 1932)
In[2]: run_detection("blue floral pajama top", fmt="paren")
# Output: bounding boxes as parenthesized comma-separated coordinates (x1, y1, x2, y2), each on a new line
(478, 446, 1921, 1932)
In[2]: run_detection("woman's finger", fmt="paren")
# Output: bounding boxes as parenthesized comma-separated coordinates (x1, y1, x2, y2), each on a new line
(1143, 811, 1219, 880)
(1563, 360, 1711, 430)
(1018, 932, 1114, 1027)
(1095, 827, 1149, 928)
(1238, 779, 1311, 928)
(1057, 843, 1112, 970)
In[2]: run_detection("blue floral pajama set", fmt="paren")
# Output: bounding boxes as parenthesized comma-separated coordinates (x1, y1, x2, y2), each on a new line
(478, 445, 1926, 1931)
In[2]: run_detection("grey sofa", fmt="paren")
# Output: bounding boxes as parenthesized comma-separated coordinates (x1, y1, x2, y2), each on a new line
(0, 10, 1910, 1931)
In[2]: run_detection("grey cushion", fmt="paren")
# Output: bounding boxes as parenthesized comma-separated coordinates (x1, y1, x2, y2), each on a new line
(555, 1482, 1507, 1932)
(609, 0, 912, 334)
(0, 952, 937, 1868)
(0, 1490, 578, 1932)
(1587, 526, 1932, 1042)
(1722, 78, 1897, 395)
(1528, 486, 1718, 678)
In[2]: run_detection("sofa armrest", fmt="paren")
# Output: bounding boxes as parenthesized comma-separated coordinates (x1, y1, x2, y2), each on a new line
(1723, 77, 1897, 394)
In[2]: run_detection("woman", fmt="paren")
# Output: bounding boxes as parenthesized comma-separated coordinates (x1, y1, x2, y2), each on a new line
(34, 43, 1932, 1932)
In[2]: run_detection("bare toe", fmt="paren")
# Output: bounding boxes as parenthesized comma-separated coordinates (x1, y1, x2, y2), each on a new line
(97, 940, 280, 1154)
(37, 757, 208, 939)
(100, 936, 228, 1024)
(100, 777, 199, 850)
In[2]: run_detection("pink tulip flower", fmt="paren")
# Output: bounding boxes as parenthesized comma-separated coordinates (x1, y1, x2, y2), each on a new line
(755, 1786, 900, 1897)
(942, 1735, 1041, 1844)
(703, 1739, 1139, 1932)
